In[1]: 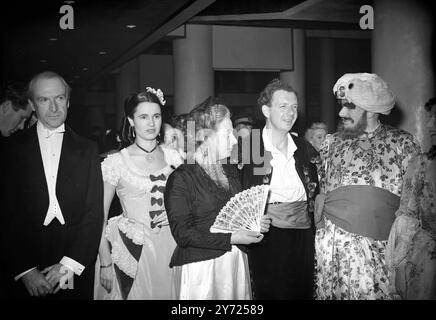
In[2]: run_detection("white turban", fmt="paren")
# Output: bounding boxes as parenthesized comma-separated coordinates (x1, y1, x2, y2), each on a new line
(333, 73, 395, 115)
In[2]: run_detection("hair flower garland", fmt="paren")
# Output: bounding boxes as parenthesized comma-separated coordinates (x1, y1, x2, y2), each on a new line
(146, 86, 166, 106)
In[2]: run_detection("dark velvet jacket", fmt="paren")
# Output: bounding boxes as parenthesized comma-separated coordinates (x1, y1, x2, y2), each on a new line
(4, 125, 104, 298)
(240, 130, 320, 226)
(164, 163, 245, 267)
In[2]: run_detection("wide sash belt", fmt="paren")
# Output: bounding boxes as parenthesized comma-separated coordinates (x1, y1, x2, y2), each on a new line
(315, 185, 400, 240)
(266, 201, 310, 229)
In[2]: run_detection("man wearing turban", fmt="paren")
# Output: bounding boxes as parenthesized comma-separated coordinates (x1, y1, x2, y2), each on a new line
(314, 73, 421, 299)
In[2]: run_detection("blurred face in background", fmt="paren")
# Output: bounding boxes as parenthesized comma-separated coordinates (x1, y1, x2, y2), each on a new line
(163, 123, 184, 151)
(311, 128, 327, 151)
(0, 101, 31, 136)
(235, 123, 252, 139)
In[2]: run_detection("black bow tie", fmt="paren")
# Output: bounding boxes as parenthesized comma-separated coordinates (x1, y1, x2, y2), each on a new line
(151, 185, 165, 193)
(151, 197, 163, 206)
(150, 174, 166, 182)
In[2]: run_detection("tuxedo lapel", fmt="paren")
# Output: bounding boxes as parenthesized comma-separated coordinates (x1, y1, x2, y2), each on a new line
(27, 126, 50, 205)
(56, 127, 82, 208)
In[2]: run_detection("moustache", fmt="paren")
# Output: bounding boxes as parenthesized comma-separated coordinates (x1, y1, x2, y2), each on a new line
(342, 118, 354, 123)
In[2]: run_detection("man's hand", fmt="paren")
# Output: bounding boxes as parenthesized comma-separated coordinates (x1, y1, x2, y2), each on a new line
(42, 263, 73, 294)
(21, 269, 53, 297)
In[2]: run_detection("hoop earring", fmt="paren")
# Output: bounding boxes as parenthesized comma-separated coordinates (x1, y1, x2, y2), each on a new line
(129, 126, 136, 139)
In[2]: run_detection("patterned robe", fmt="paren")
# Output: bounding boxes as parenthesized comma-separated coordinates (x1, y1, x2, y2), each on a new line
(386, 152, 436, 299)
(315, 124, 421, 299)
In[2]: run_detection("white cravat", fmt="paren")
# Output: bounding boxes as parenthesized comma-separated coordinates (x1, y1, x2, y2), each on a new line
(262, 128, 307, 203)
(37, 121, 66, 226)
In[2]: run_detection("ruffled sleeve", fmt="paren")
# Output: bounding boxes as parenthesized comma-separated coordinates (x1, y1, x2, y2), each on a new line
(101, 152, 122, 186)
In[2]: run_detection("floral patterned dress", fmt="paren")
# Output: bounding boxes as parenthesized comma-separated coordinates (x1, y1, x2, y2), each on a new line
(386, 152, 436, 299)
(315, 124, 421, 299)
(94, 146, 183, 300)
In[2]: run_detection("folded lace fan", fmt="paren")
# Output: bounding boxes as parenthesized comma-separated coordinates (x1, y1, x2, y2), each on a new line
(210, 185, 270, 233)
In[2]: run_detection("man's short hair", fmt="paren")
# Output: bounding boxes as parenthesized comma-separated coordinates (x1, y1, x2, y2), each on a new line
(27, 71, 71, 101)
(257, 78, 297, 110)
(0, 83, 29, 111)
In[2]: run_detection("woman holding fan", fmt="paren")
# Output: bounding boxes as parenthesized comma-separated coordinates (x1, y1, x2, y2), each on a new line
(164, 97, 271, 300)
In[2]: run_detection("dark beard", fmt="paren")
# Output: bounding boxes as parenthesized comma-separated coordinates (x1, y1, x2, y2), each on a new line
(337, 112, 368, 139)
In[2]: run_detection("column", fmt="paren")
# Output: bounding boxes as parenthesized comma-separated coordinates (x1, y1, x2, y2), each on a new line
(173, 24, 214, 115)
(372, 0, 434, 150)
(280, 29, 306, 134)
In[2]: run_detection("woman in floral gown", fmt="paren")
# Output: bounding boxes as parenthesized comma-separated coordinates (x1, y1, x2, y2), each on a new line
(94, 87, 183, 299)
(386, 98, 436, 299)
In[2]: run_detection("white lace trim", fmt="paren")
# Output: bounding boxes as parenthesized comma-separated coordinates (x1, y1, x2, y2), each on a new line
(110, 241, 137, 279)
(102, 147, 182, 192)
(101, 153, 123, 186)
(105, 215, 150, 279)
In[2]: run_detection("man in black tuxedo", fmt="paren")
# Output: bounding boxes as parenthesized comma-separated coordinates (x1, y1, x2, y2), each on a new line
(241, 79, 319, 299)
(0, 84, 32, 298)
(4, 71, 103, 299)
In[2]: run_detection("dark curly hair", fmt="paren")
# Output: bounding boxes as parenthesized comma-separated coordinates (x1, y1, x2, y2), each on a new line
(257, 78, 297, 110)
(0, 83, 29, 111)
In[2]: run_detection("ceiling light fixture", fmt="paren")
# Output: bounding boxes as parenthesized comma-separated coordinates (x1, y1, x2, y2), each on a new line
(126, 24, 136, 29)
(49, 38, 58, 41)
(99, 51, 107, 55)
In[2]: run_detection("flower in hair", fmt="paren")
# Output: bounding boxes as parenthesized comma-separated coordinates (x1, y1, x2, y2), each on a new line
(146, 86, 166, 106)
